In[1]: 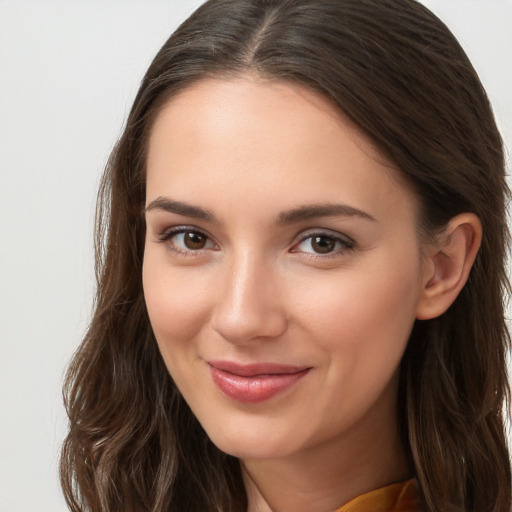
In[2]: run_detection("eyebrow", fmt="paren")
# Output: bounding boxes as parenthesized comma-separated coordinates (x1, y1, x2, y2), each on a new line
(275, 203, 376, 224)
(145, 197, 217, 222)
(145, 197, 376, 224)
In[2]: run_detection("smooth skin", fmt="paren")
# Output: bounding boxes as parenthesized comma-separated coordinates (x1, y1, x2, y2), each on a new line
(142, 76, 481, 512)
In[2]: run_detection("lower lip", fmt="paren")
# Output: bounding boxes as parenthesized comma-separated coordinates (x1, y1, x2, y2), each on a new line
(209, 366, 310, 403)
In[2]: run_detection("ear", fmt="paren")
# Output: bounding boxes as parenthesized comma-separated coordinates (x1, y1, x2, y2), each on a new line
(416, 213, 482, 320)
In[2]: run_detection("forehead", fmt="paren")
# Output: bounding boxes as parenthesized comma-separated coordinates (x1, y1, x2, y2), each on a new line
(149, 76, 375, 163)
(145, 76, 418, 227)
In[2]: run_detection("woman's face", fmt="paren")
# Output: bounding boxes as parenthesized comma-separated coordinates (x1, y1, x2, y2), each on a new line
(143, 77, 428, 461)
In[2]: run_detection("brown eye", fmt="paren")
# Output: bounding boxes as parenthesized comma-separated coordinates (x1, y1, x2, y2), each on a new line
(158, 228, 215, 253)
(292, 232, 354, 256)
(184, 231, 207, 250)
(310, 235, 336, 254)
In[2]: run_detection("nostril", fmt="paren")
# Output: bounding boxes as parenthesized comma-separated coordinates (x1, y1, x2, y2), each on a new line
(212, 308, 287, 345)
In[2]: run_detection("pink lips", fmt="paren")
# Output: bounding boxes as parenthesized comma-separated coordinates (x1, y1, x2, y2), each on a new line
(208, 361, 311, 403)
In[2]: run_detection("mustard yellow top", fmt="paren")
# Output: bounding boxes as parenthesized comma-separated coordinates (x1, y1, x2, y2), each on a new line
(335, 479, 419, 512)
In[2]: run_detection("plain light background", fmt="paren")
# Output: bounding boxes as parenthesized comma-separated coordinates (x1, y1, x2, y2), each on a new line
(0, 1, 510, 511)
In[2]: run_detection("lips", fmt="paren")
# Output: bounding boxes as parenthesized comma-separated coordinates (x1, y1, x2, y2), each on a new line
(208, 360, 311, 403)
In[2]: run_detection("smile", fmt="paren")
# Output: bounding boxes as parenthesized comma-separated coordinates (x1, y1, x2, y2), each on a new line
(208, 361, 311, 403)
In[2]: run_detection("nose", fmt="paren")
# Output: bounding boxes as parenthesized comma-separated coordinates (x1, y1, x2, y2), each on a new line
(211, 252, 288, 345)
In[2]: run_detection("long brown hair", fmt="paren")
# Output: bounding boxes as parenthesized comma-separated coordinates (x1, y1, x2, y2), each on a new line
(61, 1, 511, 510)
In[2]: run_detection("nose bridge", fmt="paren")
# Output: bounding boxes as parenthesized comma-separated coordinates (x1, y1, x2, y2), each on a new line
(212, 247, 286, 343)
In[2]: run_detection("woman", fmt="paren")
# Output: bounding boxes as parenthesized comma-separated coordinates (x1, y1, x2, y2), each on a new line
(60, 0, 511, 511)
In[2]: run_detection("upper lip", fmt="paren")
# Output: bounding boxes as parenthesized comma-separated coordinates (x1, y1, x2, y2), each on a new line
(208, 360, 311, 377)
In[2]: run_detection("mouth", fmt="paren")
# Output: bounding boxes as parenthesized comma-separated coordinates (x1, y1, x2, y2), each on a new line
(207, 360, 311, 403)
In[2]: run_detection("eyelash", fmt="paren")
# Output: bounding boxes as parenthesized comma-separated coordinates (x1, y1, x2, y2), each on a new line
(155, 226, 355, 258)
(156, 226, 217, 257)
(291, 231, 355, 259)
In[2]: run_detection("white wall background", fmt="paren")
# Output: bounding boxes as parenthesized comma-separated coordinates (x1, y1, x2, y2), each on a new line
(0, 1, 510, 511)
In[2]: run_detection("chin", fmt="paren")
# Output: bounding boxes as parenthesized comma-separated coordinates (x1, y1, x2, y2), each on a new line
(203, 420, 300, 461)
(213, 438, 292, 461)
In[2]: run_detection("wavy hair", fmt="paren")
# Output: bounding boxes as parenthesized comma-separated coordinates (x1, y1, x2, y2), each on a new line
(61, 1, 511, 510)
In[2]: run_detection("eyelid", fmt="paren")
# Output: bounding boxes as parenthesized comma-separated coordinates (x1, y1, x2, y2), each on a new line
(157, 224, 211, 240)
(294, 228, 355, 246)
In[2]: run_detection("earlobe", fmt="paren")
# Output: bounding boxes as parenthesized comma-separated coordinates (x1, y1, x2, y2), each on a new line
(416, 213, 482, 320)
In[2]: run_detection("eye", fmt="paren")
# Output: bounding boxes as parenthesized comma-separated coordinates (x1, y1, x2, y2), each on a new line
(292, 232, 354, 255)
(157, 227, 217, 254)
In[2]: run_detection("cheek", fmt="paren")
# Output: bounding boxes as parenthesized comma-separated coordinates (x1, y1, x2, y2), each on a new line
(293, 252, 422, 374)
(288, 261, 421, 436)
(142, 253, 212, 349)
